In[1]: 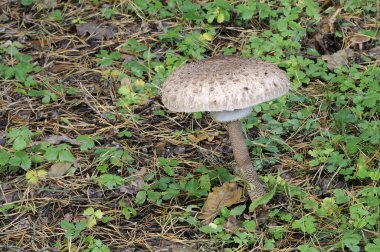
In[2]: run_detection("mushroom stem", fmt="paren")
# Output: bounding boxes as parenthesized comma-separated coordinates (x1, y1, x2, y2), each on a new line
(226, 120, 267, 200)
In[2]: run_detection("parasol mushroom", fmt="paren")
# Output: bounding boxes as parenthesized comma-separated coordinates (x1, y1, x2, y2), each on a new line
(161, 56, 290, 200)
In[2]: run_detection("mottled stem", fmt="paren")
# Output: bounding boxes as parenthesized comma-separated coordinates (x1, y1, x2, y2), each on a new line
(226, 120, 267, 200)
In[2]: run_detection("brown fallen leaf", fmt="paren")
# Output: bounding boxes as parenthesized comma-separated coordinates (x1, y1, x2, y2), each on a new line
(187, 131, 218, 143)
(29, 39, 51, 51)
(120, 76, 132, 87)
(199, 182, 244, 224)
(154, 239, 197, 252)
(155, 142, 166, 155)
(119, 168, 147, 195)
(0, 13, 9, 23)
(223, 216, 241, 233)
(42, 135, 80, 145)
(169, 246, 197, 252)
(321, 48, 354, 70)
(255, 205, 270, 225)
(10, 110, 31, 123)
(173, 146, 186, 154)
(76, 22, 116, 40)
(47, 162, 73, 177)
(368, 45, 380, 59)
(35, 0, 58, 9)
(187, 134, 208, 143)
(0, 191, 20, 203)
(0, 131, 6, 146)
(49, 63, 73, 73)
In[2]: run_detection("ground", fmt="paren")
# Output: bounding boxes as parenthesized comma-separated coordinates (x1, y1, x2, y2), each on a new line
(0, 1, 379, 252)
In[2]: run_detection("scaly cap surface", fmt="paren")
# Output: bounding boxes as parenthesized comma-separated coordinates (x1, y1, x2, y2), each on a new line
(161, 56, 290, 112)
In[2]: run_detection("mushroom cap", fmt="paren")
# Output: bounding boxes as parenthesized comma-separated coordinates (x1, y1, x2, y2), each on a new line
(161, 56, 290, 113)
(350, 34, 371, 44)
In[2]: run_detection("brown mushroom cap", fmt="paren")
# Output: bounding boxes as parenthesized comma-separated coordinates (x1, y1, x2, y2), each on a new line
(161, 56, 290, 113)
(350, 34, 371, 44)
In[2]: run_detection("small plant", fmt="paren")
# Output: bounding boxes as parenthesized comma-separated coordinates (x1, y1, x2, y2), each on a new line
(83, 236, 110, 252)
(49, 10, 63, 22)
(28, 89, 58, 104)
(20, 0, 34, 6)
(94, 147, 133, 167)
(76, 135, 98, 151)
(102, 7, 115, 19)
(7, 127, 34, 150)
(117, 79, 150, 106)
(0, 50, 41, 86)
(298, 244, 320, 252)
(120, 39, 148, 53)
(365, 238, 380, 252)
(204, 0, 232, 23)
(177, 32, 207, 59)
(97, 174, 126, 189)
(96, 50, 121, 67)
(119, 200, 137, 220)
(158, 157, 178, 176)
(83, 207, 104, 228)
(25, 169, 47, 184)
(292, 215, 317, 234)
(43, 144, 75, 163)
(60, 219, 87, 239)
(236, 1, 257, 20)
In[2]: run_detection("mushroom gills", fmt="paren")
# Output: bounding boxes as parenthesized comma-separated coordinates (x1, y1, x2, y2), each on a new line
(210, 107, 252, 122)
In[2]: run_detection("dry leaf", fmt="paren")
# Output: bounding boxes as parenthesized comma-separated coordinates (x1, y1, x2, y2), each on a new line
(321, 48, 354, 70)
(76, 22, 116, 40)
(119, 168, 147, 195)
(0, 13, 9, 23)
(42, 135, 80, 145)
(155, 239, 197, 252)
(169, 246, 197, 252)
(255, 205, 270, 225)
(187, 132, 217, 143)
(0, 191, 20, 203)
(155, 21, 164, 32)
(120, 76, 132, 87)
(199, 182, 244, 224)
(187, 134, 208, 143)
(35, 0, 58, 9)
(223, 216, 240, 233)
(155, 142, 166, 155)
(368, 45, 380, 59)
(0, 131, 6, 146)
(139, 22, 150, 33)
(173, 146, 186, 154)
(50, 63, 73, 73)
(29, 39, 50, 51)
(47, 162, 73, 177)
(10, 110, 31, 123)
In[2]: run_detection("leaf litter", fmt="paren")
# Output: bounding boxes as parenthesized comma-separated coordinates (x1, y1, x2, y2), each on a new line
(199, 182, 244, 224)
(76, 22, 117, 40)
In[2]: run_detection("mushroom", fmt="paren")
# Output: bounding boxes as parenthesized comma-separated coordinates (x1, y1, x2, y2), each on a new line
(161, 56, 290, 200)
(349, 34, 371, 50)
